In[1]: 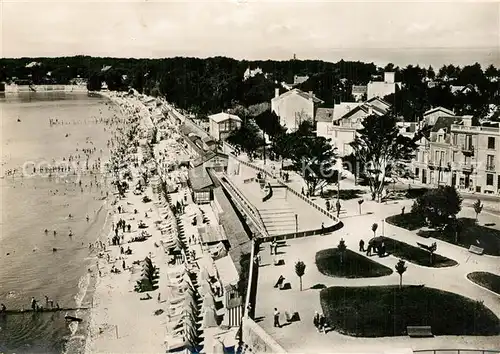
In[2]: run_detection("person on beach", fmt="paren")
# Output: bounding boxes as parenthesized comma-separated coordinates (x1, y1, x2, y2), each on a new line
(31, 297, 37, 311)
(122, 260, 126, 270)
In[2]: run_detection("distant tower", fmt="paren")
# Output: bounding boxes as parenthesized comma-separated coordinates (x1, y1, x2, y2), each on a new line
(293, 53, 297, 60)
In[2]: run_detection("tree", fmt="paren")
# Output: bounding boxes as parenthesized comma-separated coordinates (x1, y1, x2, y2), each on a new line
(226, 120, 264, 159)
(295, 261, 306, 291)
(412, 186, 463, 228)
(358, 199, 364, 214)
(395, 259, 407, 288)
(350, 112, 418, 202)
(473, 199, 483, 223)
(289, 135, 338, 196)
(337, 239, 347, 265)
(87, 73, 102, 91)
(371, 223, 378, 237)
(429, 242, 437, 265)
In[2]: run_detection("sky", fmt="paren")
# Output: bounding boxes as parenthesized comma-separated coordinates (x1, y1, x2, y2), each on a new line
(1, 0, 499, 67)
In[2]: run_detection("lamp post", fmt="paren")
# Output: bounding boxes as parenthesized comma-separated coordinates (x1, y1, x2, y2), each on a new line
(295, 214, 298, 233)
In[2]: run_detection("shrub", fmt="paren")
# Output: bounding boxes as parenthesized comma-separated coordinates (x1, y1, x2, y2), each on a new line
(412, 186, 462, 228)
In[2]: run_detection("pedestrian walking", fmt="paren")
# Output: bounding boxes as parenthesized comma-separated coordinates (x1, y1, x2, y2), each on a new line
(273, 308, 281, 328)
(270, 242, 273, 255)
(158, 293, 161, 303)
(319, 313, 326, 333)
(313, 311, 320, 332)
(321, 222, 325, 234)
(336, 200, 341, 218)
(359, 239, 365, 252)
(122, 260, 126, 270)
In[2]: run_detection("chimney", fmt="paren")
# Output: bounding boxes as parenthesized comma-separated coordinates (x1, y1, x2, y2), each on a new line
(462, 115, 473, 127)
(367, 105, 373, 115)
(309, 91, 314, 101)
(275, 88, 280, 98)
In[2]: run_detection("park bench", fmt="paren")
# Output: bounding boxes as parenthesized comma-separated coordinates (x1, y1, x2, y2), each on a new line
(406, 326, 433, 337)
(468, 245, 484, 255)
(276, 240, 287, 247)
(243, 177, 255, 184)
(285, 311, 301, 322)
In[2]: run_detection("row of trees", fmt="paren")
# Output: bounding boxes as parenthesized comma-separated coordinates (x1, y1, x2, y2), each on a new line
(2, 57, 498, 119)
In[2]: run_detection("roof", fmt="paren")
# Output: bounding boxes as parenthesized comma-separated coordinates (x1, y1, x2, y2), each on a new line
(202, 136, 216, 144)
(315, 108, 335, 123)
(340, 102, 389, 121)
(431, 116, 464, 133)
(424, 106, 455, 117)
(199, 224, 228, 244)
(188, 165, 215, 191)
(332, 102, 363, 121)
(208, 112, 242, 123)
(192, 151, 228, 168)
(212, 186, 252, 274)
(352, 85, 367, 94)
(365, 96, 391, 108)
(272, 88, 324, 104)
(215, 255, 239, 287)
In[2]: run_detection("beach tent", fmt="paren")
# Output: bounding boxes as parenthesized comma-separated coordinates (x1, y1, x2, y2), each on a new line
(202, 292, 215, 310)
(202, 306, 218, 328)
(212, 339, 225, 354)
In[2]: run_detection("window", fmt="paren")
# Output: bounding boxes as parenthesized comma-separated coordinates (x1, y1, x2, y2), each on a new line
(435, 151, 439, 162)
(440, 151, 445, 162)
(438, 134, 443, 142)
(487, 155, 495, 169)
(415, 167, 420, 176)
(488, 137, 495, 149)
(486, 173, 494, 186)
(452, 151, 457, 162)
(452, 134, 457, 145)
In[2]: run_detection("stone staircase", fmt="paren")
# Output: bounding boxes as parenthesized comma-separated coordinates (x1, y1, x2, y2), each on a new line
(258, 186, 296, 236)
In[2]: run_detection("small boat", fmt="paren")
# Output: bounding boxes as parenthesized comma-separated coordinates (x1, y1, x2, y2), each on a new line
(65, 315, 83, 322)
(17, 118, 21, 122)
(52, 248, 58, 252)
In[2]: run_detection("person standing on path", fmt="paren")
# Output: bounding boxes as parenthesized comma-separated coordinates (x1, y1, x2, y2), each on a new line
(336, 200, 341, 218)
(273, 308, 281, 328)
(359, 239, 365, 252)
(319, 313, 326, 333)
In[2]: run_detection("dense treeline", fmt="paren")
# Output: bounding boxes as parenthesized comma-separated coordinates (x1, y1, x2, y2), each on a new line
(0, 56, 498, 119)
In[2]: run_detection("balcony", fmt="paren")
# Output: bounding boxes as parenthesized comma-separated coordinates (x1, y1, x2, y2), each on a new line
(461, 145, 475, 155)
(486, 164, 496, 171)
(462, 164, 474, 173)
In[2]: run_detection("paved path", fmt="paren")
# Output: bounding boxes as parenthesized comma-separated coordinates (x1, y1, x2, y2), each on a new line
(254, 198, 500, 353)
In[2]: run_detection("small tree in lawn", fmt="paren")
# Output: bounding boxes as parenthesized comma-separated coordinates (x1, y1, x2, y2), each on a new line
(395, 259, 407, 289)
(295, 260, 306, 291)
(429, 242, 437, 265)
(358, 199, 364, 214)
(473, 199, 483, 223)
(337, 239, 347, 265)
(372, 223, 378, 237)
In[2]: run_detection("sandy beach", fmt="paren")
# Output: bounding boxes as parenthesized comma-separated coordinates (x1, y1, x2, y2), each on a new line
(83, 91, 231, 354)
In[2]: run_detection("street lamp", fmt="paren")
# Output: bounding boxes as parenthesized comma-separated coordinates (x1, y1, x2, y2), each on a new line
(295, 214, 298, 233)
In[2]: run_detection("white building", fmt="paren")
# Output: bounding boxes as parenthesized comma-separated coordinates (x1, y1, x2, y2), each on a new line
(243, 67, 265, 81)
(208, 112, 242, 141)
(316, 97, 391, 156)
(271, 88, 324, 131)
(367, 72, 400, 100)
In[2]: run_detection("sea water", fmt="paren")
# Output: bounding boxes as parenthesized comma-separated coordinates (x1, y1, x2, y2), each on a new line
(0, 92, 118, 353)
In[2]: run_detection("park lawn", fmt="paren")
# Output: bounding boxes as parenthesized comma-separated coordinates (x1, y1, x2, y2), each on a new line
(320, 285, 500, 337)
(386, 213, 425, 231)
(315, 248, 392, 278)
(467, 272, 500, 295)
(417, 218, 500, 256)
(380, 236, 457, 268)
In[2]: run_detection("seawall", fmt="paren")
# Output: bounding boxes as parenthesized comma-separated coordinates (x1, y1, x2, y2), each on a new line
(3, 84, 88, 93)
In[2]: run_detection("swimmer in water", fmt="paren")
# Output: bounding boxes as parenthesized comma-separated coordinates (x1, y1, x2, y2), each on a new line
(68, 214, 73, 219)
(69, 230, 73, 237)
(44, 229, 48, 234)
(86, 215, 90, 222)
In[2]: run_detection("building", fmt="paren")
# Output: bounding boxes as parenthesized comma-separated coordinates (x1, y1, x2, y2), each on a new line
(188, 165, 219, 204)
(450, 84, 476, 95)
(423, 106, 456, 126)
(449, 120, 499, 194)
(351, 85, 367, 102)
(367, 72, 400, 100)
(271, 88, 324, 131)
(208, 112, 242, 141)
(243, 67, 265, 81)
(281, 75, 310, 90)
(192, 150, 228, 173)
(411, 114, 500, 194)
(316, 97, 391, 156)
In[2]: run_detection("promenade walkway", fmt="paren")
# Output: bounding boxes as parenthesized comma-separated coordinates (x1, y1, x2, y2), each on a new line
(253, 198, 500, 353)
(226, 160, 332, 236)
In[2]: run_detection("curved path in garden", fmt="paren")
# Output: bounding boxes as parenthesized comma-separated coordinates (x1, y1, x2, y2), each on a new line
(254, 198, 500, 353)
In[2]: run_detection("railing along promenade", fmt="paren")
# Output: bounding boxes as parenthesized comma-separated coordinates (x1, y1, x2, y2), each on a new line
(215, 172, 269, 239)
(223, 142, 342, 240)
(414, 350, 500, 354)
